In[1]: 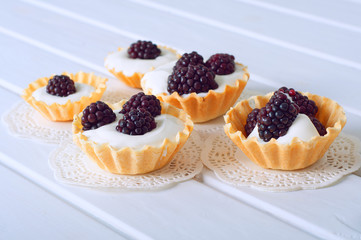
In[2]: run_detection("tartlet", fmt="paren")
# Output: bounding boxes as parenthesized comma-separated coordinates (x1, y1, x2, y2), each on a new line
(224, 92, 346, 170)
(142, 62, 250, 123)
(72, 100, 193, 175)
(22, 72, 107, 122)
(105, 45, 179, 88)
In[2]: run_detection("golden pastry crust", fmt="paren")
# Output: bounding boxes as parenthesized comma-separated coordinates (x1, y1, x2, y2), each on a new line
(105, 46, 179, 89)
(22, 72, 107, 122)
(143, 63, 250, 123)
(72, 100, 193, 175)
(224, 92, 347, 170)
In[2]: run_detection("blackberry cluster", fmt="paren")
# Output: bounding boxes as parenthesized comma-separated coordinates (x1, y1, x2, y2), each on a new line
(81, 101, 116, 131)
(245, 108, 260, 136)
(167, 64, 218, 95)
(120, 92, 161, 117)
(127, 40, 161, 59)
(275, 87, 318, 117)
(206, 53, 235, 75)
(116, 108, 156, 135)
(309, 116, 327, 136)
(174, 51, 204, 70)
(46, 75, 76, 97)
(257, 92, 299, 142)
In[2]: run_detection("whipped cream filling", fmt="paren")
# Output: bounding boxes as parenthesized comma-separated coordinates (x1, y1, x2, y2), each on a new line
(82, 111, 185, 150)
(32, 83, 95, 105)
(248, 114, 320, 144)
(142, 61, 245, 97)
(104, 47, 178, 76)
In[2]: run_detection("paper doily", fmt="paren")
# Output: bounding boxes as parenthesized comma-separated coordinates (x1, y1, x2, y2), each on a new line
(194, 89, 262, 140)
(49, 132, 203, 190)
(202, 131, 361, 192)
(2, 91, 128, 144)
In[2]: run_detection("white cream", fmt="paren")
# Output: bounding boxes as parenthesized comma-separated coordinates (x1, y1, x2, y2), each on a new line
(142, 61, 245, 97)
(104, 47, 178, 76)
(83, 111, 185, 150)
(32, 82, 95, 105)
(248, 114, 320, 144)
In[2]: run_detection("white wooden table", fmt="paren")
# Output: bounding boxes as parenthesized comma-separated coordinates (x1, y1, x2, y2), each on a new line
(1, 0, 361, 239)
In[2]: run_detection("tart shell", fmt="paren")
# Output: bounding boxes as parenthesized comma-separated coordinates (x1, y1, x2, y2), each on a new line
(143, 63, 250, 123)
(22, 72, 107, 122)
(224, 92, 347, 170)
(72, 100, 193, 175)
(105, 46, 179, 89)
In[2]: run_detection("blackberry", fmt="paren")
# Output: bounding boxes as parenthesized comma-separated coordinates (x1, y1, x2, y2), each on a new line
(245, 108, 260, 136)
(205, 53, 235, 75)
(275, 87, 318, 117)
(174, 51, 204, 70)
(116, 108, 156, 135)
(120, 92, 161, 117)
(81, 101, 116, 131)
(167, 64, 218, 95)
(127, 40, 161, 59)
(46, 75, 76, 97)
(257, 92, 299, 142)
(309, 116, 327, 136)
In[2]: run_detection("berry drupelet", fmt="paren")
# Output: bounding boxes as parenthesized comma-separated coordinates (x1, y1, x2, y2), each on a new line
(46, 75, 76, 97)
(245, 108, 260, 136)
(309, 116, 327, 136)
(116, 108, 156, 135)
(174, 51, 204, 70)
(275, 87, 318, 117)
(81, 101, 116, 131)
(127, 40, 161, 59)
(120, 92, 161, 117)
(257, 92, 300, 142)
(205, 53, 235, 75)
(167, 64, 218, 95)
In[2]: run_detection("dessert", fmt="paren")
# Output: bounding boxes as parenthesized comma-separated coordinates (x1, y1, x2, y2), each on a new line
(141, 52, 250, 122)
(22, 72, 107, 121)
(72, 93, 193, 175)
(224, 87, 346, 170)
(104, 40, 179, 88)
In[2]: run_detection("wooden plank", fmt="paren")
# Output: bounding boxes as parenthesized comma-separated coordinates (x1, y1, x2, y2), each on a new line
(136, 0, 361, 64)
(256, 0, 361, 27)
(0, 163, 124, 239)
(13, 0, 361, 116)
(203, 169, 361, 240)
(0, 90, 315, 239)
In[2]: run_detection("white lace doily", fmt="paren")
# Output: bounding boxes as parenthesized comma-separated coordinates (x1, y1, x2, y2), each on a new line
(2, 91, 128, 144)
(49, 132, 203, 190)
(202, 131, 361, 192)
(194, 89, 262, 140)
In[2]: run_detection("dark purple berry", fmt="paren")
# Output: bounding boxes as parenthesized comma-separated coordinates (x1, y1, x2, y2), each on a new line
(309, 116, 327, 136)
(205, 53, 235, 75)
(174, 51, 204, 70)
(167, 64, 218, 95)
(46, 75, 76, 97)
(120, 92, 161, 117)
(81, 101, 116, 131)
(127, 40, 161, 59)
(257, 92, 300, 142)
(274, 87, 318, 117)
(245, 108, 260, 136)
(116, 108, 156, 135)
